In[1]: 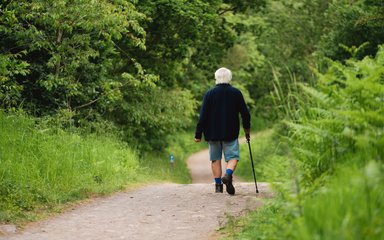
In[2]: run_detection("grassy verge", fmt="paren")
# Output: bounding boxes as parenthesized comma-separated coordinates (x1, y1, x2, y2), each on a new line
(219, 126, 291, 239)
(223, 127, 384, 240)
(140, 131, 206, 184)
(223, 161, 384, 240)
(0, 112, 197, 224)
(289, 162, 384, 240)
(0, 112, 144, 223)
(222, 128, 384, 240)
(236, 126, 290, 183)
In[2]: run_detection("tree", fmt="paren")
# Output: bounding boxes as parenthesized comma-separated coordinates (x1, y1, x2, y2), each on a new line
(316, 0, 384, 62)
(111, 85, 196, 150)
(0, 0, 198, 150)
(220, 0, 331, 119)
(0, 0, 147, 114)
(131, 0, 266, 97)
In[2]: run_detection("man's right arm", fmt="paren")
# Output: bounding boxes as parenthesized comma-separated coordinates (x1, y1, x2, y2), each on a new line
(194, 94, 209, 142)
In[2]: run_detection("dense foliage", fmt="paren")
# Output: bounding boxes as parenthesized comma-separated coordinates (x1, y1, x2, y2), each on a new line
(1, 0, 261, 150)
(1, 0, 383, 148)
(229, 32, 384, 240)
(1, 0, 384, 237)
(230, 45, 383, 240)
(224, 0, 384, 239)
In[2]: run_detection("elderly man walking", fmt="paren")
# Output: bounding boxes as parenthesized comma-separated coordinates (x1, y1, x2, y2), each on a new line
(194, 67, 250, 195)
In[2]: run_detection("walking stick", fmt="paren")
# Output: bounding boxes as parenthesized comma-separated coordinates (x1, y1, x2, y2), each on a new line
(247, 139, 259, 194)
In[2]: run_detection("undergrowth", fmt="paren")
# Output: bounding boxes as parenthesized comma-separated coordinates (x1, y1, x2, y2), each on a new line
(236, 127, 290, 183)
(223, 46, 384, 239)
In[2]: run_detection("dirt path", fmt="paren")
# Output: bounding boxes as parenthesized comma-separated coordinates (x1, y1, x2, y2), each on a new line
(187, 138, 248, 184)
(1, 139, 270, 240)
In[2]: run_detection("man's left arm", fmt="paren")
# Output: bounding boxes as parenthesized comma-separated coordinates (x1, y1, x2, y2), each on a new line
(239, 92, 251, 140)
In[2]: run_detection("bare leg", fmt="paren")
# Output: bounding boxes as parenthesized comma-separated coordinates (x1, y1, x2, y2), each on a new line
(211, 160, 222, 178)
(226, 159, 238, 172)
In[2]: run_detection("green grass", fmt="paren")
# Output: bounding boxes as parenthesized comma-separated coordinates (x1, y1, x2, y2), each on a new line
(225, 161, 384, 240)
(140, 131, 207, 184)
(290, 161, 384, 240)
(0, 112, 145, 223)
(0, 112, 200, 224)
(221, 199, 288, 240)
(236, 127, 290, 182)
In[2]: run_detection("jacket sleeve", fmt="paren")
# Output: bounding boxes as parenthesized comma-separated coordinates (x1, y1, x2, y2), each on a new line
(195, 93, 209, 139)
(239, 92, 251, 129)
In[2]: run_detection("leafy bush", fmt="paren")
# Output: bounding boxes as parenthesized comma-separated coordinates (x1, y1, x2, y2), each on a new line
(286, 45, 384, 182)
(113, 87, 197, 151)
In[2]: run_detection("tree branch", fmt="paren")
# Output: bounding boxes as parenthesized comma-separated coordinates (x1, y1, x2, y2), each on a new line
(73, 98, 100, 110)
(217, 7, 236, 16)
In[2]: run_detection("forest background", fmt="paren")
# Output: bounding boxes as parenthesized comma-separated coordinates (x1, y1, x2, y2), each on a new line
(1, 0, 383, 239)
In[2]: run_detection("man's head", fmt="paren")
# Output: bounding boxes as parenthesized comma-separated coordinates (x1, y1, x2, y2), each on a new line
(215, 67, 232, 84)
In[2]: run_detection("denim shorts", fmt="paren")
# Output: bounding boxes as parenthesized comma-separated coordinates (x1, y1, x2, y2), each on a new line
(208, 139, 239, 162)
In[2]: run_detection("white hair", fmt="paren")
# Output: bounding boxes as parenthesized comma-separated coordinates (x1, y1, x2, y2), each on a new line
(215, 67, 232, 84)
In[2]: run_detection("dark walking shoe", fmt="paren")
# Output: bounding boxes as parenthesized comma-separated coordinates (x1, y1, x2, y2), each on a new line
(215, 184, 223, 193)
(221, 174, 235, 195)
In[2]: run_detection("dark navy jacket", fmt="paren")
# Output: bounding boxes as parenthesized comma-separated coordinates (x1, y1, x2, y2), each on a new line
(195, 83, 250, 141)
